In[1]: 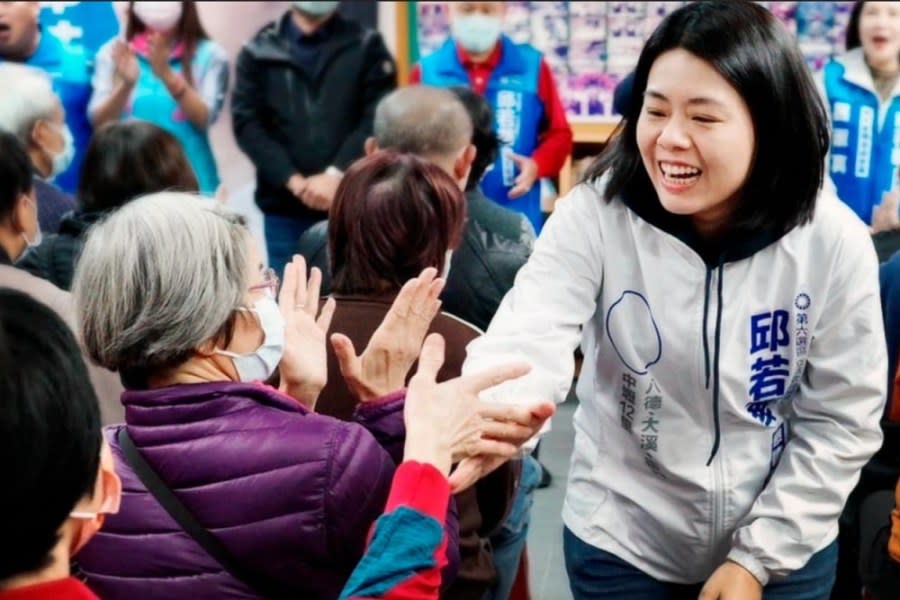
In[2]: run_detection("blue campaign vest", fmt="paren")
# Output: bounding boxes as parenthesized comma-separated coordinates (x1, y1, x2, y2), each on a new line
(823, 60, 900, 224)
(128, 40, 221, 194)
(8, 31, 94, 194)
(420, 36, 546, 232)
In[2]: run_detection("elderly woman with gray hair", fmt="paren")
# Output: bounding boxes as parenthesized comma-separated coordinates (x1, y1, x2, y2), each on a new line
(69, 192, 551, 599)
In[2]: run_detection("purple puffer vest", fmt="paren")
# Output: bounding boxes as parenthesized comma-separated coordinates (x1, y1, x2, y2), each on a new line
(76, 381, 458, 599)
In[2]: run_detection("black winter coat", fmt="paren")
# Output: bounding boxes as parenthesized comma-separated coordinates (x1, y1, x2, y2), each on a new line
(16, 210, 103, 291)
(232, 12, 397, 219)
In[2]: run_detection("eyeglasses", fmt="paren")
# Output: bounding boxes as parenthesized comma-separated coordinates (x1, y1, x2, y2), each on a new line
(248, 267, 280, 296)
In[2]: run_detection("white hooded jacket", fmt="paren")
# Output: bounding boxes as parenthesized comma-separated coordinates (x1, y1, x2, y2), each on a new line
(463, 180, 886, 585)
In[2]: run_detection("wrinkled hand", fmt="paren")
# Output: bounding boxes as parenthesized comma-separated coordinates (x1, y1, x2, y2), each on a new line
(698, 561, 763, 600)
(448, 401, 555, 493)
(286, 174, 308, 200)
(507, 151, 539, 199)
(277, 254, 336, 410)
(331, 268, 444, 402)
(146, 32, 173, 80)
(301, 172, 342, 211)
(111, 40, 139, 86)
(872, 191, 900, 234)
(403, 333, 534, 476)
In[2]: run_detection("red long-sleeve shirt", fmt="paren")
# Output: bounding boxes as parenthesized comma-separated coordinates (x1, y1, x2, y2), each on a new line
(410, 41, 574, 178)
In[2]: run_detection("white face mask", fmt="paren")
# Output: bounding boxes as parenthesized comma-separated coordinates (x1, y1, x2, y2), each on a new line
(451, 14, 503, 54)
(441, 249, 453, 280)
(21, 196, 42, 251)
(214, 295, 285, 382)
(133, 1, 183, 32)
(294, 1, 339, 17)
(44, 121, 75, 178)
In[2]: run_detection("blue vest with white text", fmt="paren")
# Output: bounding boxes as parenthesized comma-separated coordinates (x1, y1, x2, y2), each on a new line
(420, 36, 545, 232)
(824, 60, 900, 225)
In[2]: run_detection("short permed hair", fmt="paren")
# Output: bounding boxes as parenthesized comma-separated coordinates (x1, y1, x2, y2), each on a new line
(329, 150, 467, 295)
(73, 192, 248, 388)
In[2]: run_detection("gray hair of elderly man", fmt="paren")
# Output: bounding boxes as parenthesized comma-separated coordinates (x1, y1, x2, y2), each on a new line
(0, 63, 58, 142)
(372, 85, 474, 167)
(73, 192, 249, 386)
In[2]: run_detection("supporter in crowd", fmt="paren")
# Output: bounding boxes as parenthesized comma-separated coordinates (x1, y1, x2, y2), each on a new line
(298, 85, 535, 333)
(0, 64, 76, 235)
(0, 1, 92, 194)
(312, 148, 511, 599)
(463, 2, 886, 598)
(18, 120, 198, 291)
(0, 286, 539, 600)
(0, 130, 122, 425)
(70, 191, 550, 597)
(89, 1, 227, 196)
(233, 0, 397, 276)
(0, 289, 121, 600)
(411, 1, 573, 233)
(818, 1, 900, 230)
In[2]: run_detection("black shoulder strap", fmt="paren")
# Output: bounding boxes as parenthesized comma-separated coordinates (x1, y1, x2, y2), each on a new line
(117, 428, 292, 599)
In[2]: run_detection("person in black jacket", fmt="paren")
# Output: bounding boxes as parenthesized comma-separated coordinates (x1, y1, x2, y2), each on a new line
(231, 1, 397, 277)
(16, 121, 198, 290)
(297, 84, 535, 333)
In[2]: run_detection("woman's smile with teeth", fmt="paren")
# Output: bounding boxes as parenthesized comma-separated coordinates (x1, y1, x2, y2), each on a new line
(659, 162, 702, 180)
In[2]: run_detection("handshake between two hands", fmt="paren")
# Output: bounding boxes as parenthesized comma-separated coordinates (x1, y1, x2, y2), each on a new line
(275, 256, 555, 493)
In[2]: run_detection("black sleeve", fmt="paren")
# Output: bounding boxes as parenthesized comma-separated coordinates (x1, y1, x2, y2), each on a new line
(231, 47, 297, 188)
(331, 31, 398, 170)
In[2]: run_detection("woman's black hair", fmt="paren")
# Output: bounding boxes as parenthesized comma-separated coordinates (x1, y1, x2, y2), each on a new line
(0, 289, 101, 581)
(78, 121, 199, 213)
(846, 2, 865, 51)
(583, 0, 830, 236)
(447, 85, 500, 191)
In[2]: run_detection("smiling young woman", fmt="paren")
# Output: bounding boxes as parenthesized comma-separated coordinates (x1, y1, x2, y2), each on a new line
(462, 1, 886, 599)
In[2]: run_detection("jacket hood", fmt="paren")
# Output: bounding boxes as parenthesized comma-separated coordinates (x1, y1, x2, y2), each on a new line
(59, 209, 106, 238)
(618, 187, 786, 267)
(245, 11, 362, 63)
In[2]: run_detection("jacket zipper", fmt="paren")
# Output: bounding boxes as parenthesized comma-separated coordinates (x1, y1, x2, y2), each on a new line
(699, 267, 725, 557)
(706, 267, 726, 559)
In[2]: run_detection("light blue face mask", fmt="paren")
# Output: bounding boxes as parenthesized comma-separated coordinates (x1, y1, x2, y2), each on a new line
(294, 1, 339, 17)
(215, 295, 285, 382)
(451, 14, 503, 54)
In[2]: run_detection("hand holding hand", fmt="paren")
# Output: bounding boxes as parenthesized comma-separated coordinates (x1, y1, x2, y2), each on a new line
(507, 152, 539, 200)
(286, 174, 308, 199)
(277, 255, 336, 410)
(301, 171, 342, 211)
(698, 561, 763, 600)
(448, 401, 555, 493)
(403, 333, 534, 476)
(331, 268, 444, 402)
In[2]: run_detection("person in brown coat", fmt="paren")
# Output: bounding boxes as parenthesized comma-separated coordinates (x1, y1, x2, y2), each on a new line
(316, 147, 518, 599)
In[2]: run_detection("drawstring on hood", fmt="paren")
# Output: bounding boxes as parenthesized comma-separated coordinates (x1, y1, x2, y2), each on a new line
(702, 255, 726, 466)
(619, 188, 786, 467)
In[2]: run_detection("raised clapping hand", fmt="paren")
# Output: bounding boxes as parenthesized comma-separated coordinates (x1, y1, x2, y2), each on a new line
(111, 40, 139, 86)
(330, 267, 444, 402)
(277, 255, 336, 411)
